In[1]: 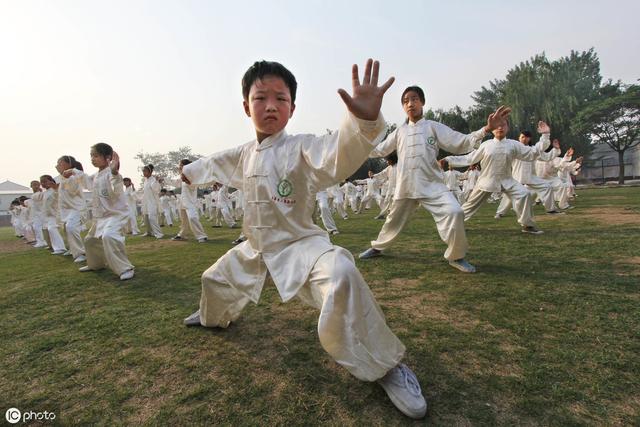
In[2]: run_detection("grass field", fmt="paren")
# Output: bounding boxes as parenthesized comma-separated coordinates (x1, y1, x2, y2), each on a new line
(1, 187, 639, 426)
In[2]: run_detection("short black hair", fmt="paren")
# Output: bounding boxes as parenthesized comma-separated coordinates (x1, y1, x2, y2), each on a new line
(242, 60, 297, 103)
(385, 151, 398, 165)
(179, 159, 192, 166)
(401, 86, 425, 104)
(92, 142, 113, 158)
(520, 130, 532, 138)
(143, 164, 154, 173)
(160, 188, 167, 193)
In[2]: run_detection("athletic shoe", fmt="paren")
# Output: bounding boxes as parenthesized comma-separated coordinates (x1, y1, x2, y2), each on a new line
(546, 210, 566, 215)
(329, 230, 340, 235)
(494, 213, 504, 219)
(33, 243, 48, 248)
(522, 226, 544, 235)
(140, 233, 150, 237)
(563, 205, 575, 210)
(63, 250, 72, 256)
(374, 214, 386, 220)
(73, 255, 87, 263)
(230, 223, 238, 228)
(184, 310, 201, 326)
(359, 248, 382, 259)
(52, 250, 67, 255)
(155, 235, 164, 239)
(197, 237, 208, 243)
(171, 235, 184, 241)
(378, 363, 427, 419)
(119, 269, 135, 281)
(78, 266, 93, 272)
(231, 237, 246, 245)
(449, 258, 476, 273)
(342, 216, 348, 220)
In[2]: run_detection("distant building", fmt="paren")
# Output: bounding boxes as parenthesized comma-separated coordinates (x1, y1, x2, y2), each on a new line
(580, 143, 640, 183)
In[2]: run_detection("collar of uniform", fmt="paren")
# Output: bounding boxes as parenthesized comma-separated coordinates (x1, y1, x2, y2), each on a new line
(407, 118, 425, 127)
(255, 129, 288, 151)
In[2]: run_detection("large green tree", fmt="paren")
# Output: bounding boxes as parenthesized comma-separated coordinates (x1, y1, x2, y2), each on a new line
(572, 84, 640, 183)
(470, 49, 602, 154)
(134, 146, 202, 185)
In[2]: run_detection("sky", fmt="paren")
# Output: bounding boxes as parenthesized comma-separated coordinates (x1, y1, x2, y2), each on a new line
(1, 0, 639, 186)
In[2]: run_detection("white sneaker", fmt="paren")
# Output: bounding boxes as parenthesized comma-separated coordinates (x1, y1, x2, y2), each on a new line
(74, 255, 87, 263)
(78, 266, 93, 272)
(378, 363, 427, 419)
(449, 258, 476, 273)
(197, 237, 208, 243)
(33, 243, 48, 248)
(63, 250, 72, 256)
(119, 269, 135, 281)
(52, 250, 67, 255)
(494, 213, 504, 219)
(184, 310, 201, 326)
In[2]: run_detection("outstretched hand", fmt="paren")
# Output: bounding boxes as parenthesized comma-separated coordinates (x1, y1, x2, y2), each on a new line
(537, 121, 551, 134)
(110, 152, 120, 174)
(338, 59, 394, 121)
(485, 106, 512, 132)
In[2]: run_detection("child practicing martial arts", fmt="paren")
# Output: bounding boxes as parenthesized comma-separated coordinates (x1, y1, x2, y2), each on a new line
(359, 85, 511, 273)
(170, 159, 209, 243)
(65, 143, 135, 281)
(39, 174, 68, 255)
(55, 155, 88, 262)
(444, 120, 552, 234)
(181, 59, 427, 419)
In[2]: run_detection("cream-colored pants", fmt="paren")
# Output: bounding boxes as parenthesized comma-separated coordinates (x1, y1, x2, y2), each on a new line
(143, 213, 163, 238)
(198, 246, 405, 382)
(464, 185, 536, 227)
(84, 214, 134, 275)
(497, 180, 556, 215)
(44, 217, 67, 252)
(371, 192, 468, 261)
(318, 199, 338, 232)
(64, 211, 86, 258)
(177, 208, 208, 240)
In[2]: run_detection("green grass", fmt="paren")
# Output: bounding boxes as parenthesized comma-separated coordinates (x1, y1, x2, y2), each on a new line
(1, 187, 639, 426)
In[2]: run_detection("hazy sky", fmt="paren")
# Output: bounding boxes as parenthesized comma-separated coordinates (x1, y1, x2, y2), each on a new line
(1, 0, 638, 186)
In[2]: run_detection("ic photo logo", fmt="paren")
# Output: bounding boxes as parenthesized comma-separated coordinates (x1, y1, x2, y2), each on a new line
(5, 408, 21, 424)
(5, 408, 56, 424)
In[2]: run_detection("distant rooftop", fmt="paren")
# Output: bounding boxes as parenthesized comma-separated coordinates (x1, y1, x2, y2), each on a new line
(0, 180, 30, 192)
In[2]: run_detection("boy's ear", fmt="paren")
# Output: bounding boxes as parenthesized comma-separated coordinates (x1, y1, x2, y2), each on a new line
(289, 103, 296, 118)
(243, 100, 251, 117)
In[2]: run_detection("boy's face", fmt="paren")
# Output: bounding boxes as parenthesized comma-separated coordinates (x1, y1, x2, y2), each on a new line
(402, 91, 424, 122)
(91, 149, 109, 169)
(243, 75, 295, 141)
(492, 122, 509, 140)
(519, 133, 531, 145)
(30, 181, 41, 192)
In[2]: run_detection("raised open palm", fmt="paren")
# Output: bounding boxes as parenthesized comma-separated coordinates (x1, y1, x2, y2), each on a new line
(338, 59, 394, 121)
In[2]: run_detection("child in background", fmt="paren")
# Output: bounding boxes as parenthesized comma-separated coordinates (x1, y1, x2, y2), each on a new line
(55, 155, 88, 262)
(65, 143, 135, 281)
(39, 174, 68, 255)
(123, 178, 140, 235)
(141, 164, 163, 239)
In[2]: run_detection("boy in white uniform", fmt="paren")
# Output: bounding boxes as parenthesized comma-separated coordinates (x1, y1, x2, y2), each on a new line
(359, 85, 510, 273)
(182, 59, 426, 419)
(445, 121, 551, 234)
(170, 159, 209, 243)
(355, 170, 384, 212)
(141, 165, 164, 239)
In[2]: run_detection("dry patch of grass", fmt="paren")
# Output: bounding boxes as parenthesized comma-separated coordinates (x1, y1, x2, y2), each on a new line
(0, 238, 35, 254)
(580, 207, 640, 225)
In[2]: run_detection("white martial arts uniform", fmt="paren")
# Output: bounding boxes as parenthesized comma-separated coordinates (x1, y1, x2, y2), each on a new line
(124, 185, 140, 235)
(27, 192, 48, 247)
(56, 170, 88, 258)
(376, 165, 397, 217)
(355, 177, 383, 213)
(316, 190, 338, 233)
(368, 118, 486, 261)
(83, 168, 134, 275)
(341, 181, 359, 213)
(141, 175, 163, 238)
(496, 145, 560, 215)
(446, 134, 550, 227)
(41, 187, 67, 253)
(173, 180, 208, 241)
(215, 185, 237, 228)
(443, 169, 464, 204)
(460, 168, 480, 202)
(327, 184, 348, 219)
(182, 113, 404, 381)
(160, 195, 174, 226)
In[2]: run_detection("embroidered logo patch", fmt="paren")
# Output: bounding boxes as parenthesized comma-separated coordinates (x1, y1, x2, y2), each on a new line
(277, 179, 293, 197)
(427, 136, 436, 145)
